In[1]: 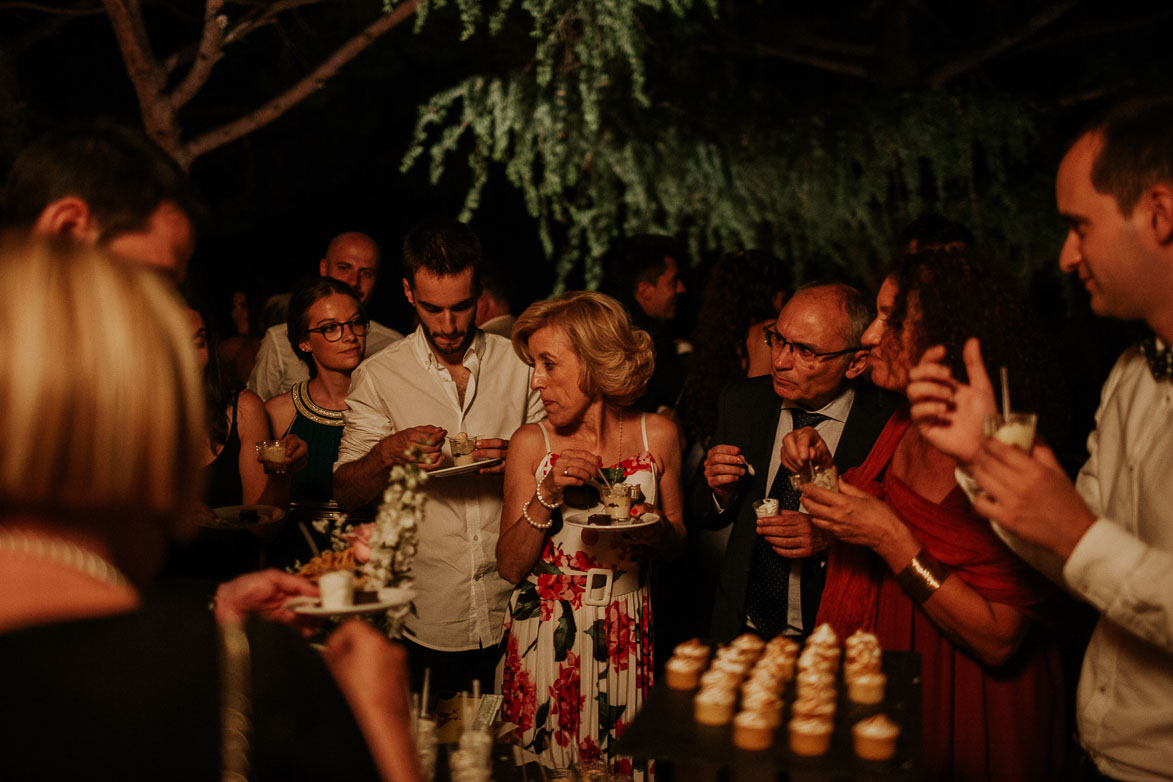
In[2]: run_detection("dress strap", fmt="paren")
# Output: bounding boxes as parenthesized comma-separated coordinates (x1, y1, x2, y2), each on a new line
(640, 412, 649, 451)
(538, 419, 553, 453)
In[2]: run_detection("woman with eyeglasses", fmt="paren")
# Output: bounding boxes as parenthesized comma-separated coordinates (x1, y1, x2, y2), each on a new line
(264, 277, 369, 566)
(787, 245, 1067, 781)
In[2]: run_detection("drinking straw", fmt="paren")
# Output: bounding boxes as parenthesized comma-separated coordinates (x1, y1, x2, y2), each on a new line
(420, 667, 431, 719)
(1000, 366, 1011, 420)
(411, 693, 420, 734)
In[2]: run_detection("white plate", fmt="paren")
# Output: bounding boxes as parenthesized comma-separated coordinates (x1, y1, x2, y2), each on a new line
(200, 504, 286, 529)
(284, 587, 415, 617)
(427, 458, 503, 478)
(561, 511, 661, 531)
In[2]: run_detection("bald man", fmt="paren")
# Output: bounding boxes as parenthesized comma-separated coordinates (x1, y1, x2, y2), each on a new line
(247, 232, 403, 400)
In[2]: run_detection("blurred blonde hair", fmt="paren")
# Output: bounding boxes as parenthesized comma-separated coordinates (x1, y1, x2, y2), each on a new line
(0, 234, 204, 526)
(512, 291, 654, 407)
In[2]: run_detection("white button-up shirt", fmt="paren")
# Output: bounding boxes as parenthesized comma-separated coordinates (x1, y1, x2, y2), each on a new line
(989, 346, 1173, 780)
(335, 327, 544, 651)
(247, 320, 403, 402)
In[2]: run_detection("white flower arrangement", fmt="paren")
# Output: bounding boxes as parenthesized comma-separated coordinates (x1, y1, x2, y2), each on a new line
(362, 457, 428, 636)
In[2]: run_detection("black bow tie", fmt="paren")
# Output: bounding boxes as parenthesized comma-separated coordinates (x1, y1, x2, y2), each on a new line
(1140, 335, 1173, 381)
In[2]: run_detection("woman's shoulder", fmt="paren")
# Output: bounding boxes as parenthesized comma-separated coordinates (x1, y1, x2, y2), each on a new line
(641, 411, 680, 446)
(509, 421, 550, 457)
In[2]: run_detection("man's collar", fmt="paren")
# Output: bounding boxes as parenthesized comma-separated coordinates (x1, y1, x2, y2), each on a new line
(1140, 334, 1173, 381)
(781, 385, 856, 423)
(410, 325, 485, 369)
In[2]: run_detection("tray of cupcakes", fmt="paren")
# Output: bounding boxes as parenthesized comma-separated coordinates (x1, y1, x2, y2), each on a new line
(617, 625, 921, 779)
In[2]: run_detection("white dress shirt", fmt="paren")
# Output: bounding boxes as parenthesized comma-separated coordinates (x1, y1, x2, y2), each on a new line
(729, 387, 855, 635)
(247, 320, 403, 401)
(335, 327, 544, 651)
(987, 346, 1173, 780)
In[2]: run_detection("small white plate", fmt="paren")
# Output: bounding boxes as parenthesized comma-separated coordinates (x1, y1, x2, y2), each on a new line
(200, 504, 286, 529)
(562, 511, 661, 531)
(284, 587, 415, 617)
(427, 458, 503, 478)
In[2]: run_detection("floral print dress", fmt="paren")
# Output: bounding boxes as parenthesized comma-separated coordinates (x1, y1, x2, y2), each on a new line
(499, 417, 657, 780)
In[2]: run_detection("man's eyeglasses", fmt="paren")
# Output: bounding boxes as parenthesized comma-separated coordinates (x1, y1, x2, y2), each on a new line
(306, 317, 369, 342)
(763, 325, 862, 363)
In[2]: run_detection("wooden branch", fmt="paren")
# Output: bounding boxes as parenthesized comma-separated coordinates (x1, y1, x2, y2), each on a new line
(750, 41, 876, 82)
(182, 0, 418, 164)
(222, 0, 323, 46)
(168, 0, 226, 110)
(928, 0, 1078, 87)
(103, 0, 183, 156)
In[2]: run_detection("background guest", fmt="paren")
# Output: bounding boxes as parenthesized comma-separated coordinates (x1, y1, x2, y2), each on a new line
(496, 291, 685, 779)
(265, 277, 368, 567)
(218, 287, 263, 387)
(793, 245, 1066, 781)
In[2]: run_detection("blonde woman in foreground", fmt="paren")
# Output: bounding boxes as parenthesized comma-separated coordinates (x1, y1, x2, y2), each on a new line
(0, 236, 418, 782)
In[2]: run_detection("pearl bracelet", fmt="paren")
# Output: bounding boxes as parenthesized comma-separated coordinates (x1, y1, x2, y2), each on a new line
(522, 495, 553, 530)
(535, 478, 560, 510)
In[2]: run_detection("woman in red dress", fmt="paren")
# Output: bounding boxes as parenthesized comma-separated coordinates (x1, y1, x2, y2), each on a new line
(789, 245, 1066, 781)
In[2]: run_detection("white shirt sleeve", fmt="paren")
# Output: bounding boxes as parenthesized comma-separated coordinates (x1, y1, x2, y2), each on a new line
(335, 363, 395, 469)
(247, 327, 285, 401)
(1064, 519, 1173, 654)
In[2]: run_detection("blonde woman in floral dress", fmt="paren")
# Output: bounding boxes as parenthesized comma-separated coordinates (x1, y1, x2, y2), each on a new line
(497, 292, 685, 779)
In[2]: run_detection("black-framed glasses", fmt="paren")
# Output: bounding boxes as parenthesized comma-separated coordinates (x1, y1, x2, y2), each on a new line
(306, 317, 369, 342)
(763, 325, 862, 362)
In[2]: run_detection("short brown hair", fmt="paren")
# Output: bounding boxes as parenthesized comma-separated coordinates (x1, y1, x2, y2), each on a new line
(1088, 96, 1173, 215)
(512, 291, 654, 407)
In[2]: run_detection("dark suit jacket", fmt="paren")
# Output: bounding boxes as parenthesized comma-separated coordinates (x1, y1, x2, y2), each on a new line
(693, 376, 900, 641)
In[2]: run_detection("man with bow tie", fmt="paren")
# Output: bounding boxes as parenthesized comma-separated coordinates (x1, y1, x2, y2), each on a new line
(907, 98, 1173, 781)
(697, 282, 899, 641)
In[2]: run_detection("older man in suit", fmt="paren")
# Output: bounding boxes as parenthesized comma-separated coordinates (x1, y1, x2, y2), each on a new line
(698, 281, 899, 641)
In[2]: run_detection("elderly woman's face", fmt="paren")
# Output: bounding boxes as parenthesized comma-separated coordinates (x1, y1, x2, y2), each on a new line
(528, 325, 590, 426)
(860, 277, 920, 392)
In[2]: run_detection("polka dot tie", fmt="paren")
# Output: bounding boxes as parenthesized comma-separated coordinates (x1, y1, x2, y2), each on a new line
(743, 408, 828, 639)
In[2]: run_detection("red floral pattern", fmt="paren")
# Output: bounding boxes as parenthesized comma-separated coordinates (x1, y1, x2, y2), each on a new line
(497, 447, 658, 781)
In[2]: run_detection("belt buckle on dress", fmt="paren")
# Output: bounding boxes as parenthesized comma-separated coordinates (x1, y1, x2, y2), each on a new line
(583, 567, 613, 606)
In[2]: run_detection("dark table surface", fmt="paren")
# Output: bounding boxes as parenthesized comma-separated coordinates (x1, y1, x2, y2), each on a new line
(617, 651, 922, 781)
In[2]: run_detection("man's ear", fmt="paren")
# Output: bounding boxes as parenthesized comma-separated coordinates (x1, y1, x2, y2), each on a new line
(634, 279, 653, 309)
(1144, 183, 1173, 246)
(844, 349, 869, 380)
(402, 277, 415, 305)
(319, 257, 330, 277)
(33, 197, 101, 242)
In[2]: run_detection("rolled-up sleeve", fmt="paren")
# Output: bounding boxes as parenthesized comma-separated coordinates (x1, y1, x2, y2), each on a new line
(1064, 519, 1173, 654)
(334, 364, 395, 470)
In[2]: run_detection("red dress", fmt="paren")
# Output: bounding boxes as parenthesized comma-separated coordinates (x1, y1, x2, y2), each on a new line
(817, 411, 1065, 782)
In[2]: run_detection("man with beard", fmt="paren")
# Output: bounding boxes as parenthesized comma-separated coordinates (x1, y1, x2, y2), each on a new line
(334, 218, 543, 697)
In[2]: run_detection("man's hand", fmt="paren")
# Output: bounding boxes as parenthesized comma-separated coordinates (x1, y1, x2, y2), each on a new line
(907, 339, 997, 465)
(214, 569, 319, 627)
(970, 438, 1097, 560)
(756, 509, 826, 558)
(376, 425, 446, 469)
(780, 427, 832, 475)
(800, 481, 917, 569)
(704, 444, 750, 506)
(474, 436, 508, 475)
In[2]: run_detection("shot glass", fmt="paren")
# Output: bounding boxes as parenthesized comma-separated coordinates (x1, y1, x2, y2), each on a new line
(752, 498, 779, 518)
(983, 413, 1038, 451)
(255, 439, 287, 474)
(448, 432, 477, 466)
(788, 461, 839, 493)
(319, 570, 354, 610)
(604, 484, 633, 521)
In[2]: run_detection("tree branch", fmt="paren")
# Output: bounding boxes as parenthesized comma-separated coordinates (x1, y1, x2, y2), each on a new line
(168, 0, 225, 110)
(182, 0, 418, 164)
(928, 0, 1078, 87)
(222, 0, 324, 46)
(103, 0, 183, 155)
(749, 41, 876, 82)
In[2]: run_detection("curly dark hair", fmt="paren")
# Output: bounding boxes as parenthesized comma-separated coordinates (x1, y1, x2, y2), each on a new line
(886, 246, 1067, 447)
(676, 249, 792, 445)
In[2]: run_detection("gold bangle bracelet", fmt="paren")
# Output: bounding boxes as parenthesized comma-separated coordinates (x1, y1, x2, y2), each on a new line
(895, 547, 948, 604)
